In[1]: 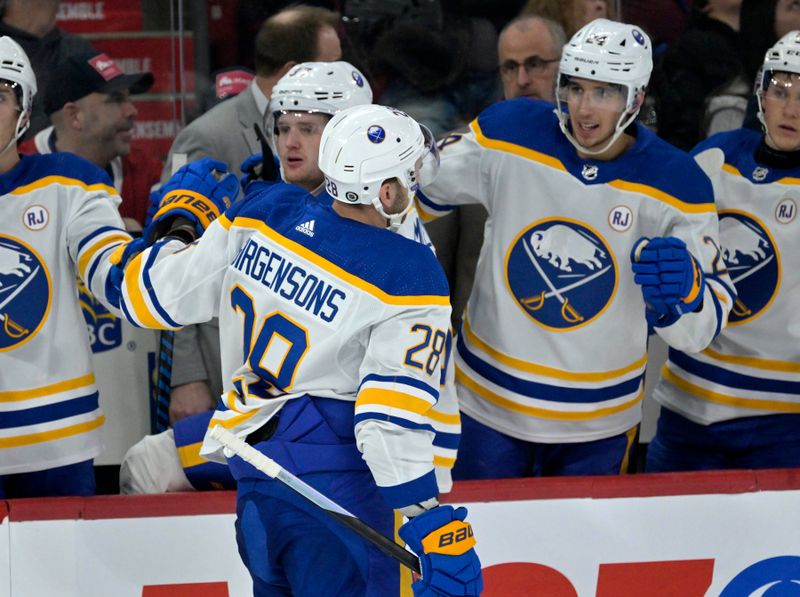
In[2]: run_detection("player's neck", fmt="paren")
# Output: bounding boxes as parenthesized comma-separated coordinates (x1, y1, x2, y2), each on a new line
(0, 143, 20, 175)
(577, 130, 636, 162)
(332, 201, 387, 228)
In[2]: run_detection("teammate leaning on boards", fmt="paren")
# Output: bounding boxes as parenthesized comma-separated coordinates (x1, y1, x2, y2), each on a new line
(115, 105, 482, 597)
(416, 18, 735, 479)
(647, 31, 800, 472)
(0, 37, 132, 498)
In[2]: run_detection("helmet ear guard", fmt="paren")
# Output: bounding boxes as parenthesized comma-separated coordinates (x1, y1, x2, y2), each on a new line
(319, 104, 439, 230)
(555, 19, 652, 156)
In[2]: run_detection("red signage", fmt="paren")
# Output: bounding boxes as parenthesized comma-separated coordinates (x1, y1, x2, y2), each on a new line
(57, 1, 143, 33)
(87, 34, 195, 95)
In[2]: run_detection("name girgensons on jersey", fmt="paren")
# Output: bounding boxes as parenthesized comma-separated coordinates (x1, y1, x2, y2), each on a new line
(232, 238, 346, 323)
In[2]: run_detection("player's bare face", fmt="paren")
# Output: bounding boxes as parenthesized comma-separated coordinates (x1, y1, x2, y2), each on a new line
(564, 78, 626, 153)
(0, 84, 19, 148)
(763, 72, 800, 152)
(78, 90, 138, 158)
(276, 112, 330, 191)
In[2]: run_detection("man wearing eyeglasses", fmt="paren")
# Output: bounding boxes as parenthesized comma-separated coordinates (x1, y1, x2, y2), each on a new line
(498, 15, 566, 102)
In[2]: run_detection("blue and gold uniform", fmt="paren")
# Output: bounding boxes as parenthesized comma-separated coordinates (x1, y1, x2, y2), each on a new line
(417, 98, 734, 476)
(120, 181, 450, 595)
(649, 128, 800, 471)
(0, 153, 130, 484)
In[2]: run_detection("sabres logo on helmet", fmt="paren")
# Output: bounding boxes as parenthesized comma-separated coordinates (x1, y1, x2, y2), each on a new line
(0, 235, 50, 350)
(718, 212, 779, 325)
(505, 219, 616, 330)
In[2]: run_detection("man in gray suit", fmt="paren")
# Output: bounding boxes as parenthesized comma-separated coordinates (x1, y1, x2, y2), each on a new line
(163, 5, 342, 423)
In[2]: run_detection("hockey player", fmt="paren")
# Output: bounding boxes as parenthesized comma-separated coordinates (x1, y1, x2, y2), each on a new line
(0, 37, 135, 498)
(646, 31, 800, 471)
(117, 104, 482, 596)
(121, 61, 460, 496)
(415, 18, 735, 478)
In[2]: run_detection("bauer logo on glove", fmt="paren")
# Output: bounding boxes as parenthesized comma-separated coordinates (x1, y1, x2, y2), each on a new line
(155, 189, 231, 229)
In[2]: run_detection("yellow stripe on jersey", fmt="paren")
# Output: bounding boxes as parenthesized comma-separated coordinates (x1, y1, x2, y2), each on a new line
(462, 316, 647, 382)
(209, 408, 260, 429)
(78, 233, 130, 279)
(427, 409, 461, 425)
(607, 180, 715, 214)
(702, 347, 800, 373)
(0, 373, 95, 402)
(356, 388, 434, 416)
(456, 366, 643, 420)
(0, 415, 104, 448)
(723, 163, 800, 186)
(434, 455, 456, 468)
(177, 441, 207, 469)
(471, 119, 569, 173)
(10, 175, 118, 197)
(124, 251, 177, 330)
(663, 365, 800, 412)
(232, 217, 449, 307)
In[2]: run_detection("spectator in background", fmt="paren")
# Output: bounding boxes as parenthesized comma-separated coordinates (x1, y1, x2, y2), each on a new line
(20, 51, 159, 231)
(0, 0, 96, 137)
(649, 0, 743, 150)
(522, 0, 613, 38)
(427, 14, 565, 328)
(498, 15, 565, 101)
(162, 5, 341, 426)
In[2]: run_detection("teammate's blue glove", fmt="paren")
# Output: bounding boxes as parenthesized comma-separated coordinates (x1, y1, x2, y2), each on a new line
(240, 122, 280, 191)
(239, 152, 280, 190)
(631, 236, 705, 328)
(398, 505, 483, 597)
(146, 158, 239, 244)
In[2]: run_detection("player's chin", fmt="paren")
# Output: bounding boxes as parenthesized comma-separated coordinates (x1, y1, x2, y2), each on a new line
(772, 127, 800, 152)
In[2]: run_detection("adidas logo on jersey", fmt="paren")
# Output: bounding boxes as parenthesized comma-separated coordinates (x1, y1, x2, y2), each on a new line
(295, 219, 316, 237)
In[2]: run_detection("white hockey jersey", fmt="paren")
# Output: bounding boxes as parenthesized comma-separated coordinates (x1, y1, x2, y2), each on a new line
(654, 129, 800, 424)
(417, 99, 735, 443)
(120, 183, 451, 507)
(0, 153, 131, 474)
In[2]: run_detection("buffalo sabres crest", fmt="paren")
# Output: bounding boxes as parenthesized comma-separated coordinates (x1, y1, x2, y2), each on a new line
(506, 219, 616, 330)
(0, 236, 50, 350)
(718, 212, 779, 324)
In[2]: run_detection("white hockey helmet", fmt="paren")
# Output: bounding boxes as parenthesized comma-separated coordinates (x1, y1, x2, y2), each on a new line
(757, 30, 800, 127)
(318, 104, 439, 229)
(267, 61, 372, 145)
(0, 36, 36, 142)
(556, 19, 652, 155)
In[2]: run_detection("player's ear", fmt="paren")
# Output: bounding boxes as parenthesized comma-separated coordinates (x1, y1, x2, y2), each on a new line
(377, 178, 397, 211)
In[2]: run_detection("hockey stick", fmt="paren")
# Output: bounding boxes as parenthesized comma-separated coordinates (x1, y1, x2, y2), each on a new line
(209, 425, 422, 574)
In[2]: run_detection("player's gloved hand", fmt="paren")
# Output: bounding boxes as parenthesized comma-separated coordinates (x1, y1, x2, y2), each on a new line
(398, 505, 483, 597)
(146, 158, 238, 244)
(631, 236, 705, 328)
(240, 122, 280, 191)
(106, 236, 148, 307)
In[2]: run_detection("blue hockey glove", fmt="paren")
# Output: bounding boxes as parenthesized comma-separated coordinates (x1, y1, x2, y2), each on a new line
(398, 505, 483, 597)
(631, 236, 705, 327)
(240, 123, 280, 191)
(146, 158, 239, 244)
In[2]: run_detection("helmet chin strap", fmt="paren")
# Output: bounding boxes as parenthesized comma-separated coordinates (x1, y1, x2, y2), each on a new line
(558, 108, 638, 157)
(0, 109, 28, 161)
